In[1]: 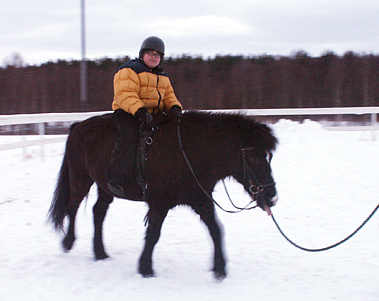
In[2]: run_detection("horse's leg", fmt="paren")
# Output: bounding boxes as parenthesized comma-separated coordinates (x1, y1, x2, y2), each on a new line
(62, 174, 94, 252)
(194, 201, 227, 280)
(93, 187, 113, 260)
(138, 207, 168, 277)
(62, 199, 81, 252)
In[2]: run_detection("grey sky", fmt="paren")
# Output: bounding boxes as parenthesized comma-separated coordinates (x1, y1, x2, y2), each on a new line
(1, 0, 378, 65)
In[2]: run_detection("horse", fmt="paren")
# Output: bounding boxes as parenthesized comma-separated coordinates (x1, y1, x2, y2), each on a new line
(48, 110, 278, 280)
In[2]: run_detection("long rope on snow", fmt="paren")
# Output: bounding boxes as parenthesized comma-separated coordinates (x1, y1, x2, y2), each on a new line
(271, 203, 379, 252)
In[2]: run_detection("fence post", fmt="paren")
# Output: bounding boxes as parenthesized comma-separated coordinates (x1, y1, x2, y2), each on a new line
(371, 113, 377, 141)
(38, 122, 45, 161)
(21, 136, 27, 157)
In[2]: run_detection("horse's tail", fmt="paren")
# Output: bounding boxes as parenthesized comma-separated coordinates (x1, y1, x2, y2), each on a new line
(48, 153, 71, 232)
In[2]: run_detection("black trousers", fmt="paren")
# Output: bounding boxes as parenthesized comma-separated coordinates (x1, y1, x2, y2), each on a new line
(105, 109, 141, 185)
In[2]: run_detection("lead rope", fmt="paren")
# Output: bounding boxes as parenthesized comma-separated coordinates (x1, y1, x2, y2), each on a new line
(271, 203, 379, 252)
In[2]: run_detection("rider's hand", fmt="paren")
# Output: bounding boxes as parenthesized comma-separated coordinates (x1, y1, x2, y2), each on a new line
(135, 107, 156, 128)
(168, 105, 183, 120)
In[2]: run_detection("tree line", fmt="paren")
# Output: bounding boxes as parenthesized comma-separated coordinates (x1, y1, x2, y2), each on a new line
(1, 51, 379, 115)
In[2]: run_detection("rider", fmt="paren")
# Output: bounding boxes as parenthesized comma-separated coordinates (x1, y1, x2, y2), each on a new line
(106, 36, 183, 197)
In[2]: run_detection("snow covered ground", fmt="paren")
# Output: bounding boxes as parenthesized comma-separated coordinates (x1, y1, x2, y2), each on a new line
(1, 119, 378, 301)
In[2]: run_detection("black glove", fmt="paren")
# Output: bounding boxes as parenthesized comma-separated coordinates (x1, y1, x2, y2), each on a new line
(168, 105, 183, 120)
(135, 107, 156, 128)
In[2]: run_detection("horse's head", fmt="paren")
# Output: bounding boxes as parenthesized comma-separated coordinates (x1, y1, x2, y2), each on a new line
(240, 147, 278, 215)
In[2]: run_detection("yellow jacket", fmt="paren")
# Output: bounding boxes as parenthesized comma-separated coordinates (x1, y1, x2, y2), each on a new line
(112, 59, 182, 115)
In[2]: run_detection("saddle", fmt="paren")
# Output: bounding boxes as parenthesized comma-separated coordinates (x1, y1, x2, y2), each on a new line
(107, 124, 154, 201)
(106, 111, 174, 201)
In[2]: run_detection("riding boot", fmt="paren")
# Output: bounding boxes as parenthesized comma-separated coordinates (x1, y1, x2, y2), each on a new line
(105, 109, 141, 196)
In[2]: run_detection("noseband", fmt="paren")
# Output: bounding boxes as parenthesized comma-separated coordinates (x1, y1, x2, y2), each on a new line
(241, 147, 276, 199)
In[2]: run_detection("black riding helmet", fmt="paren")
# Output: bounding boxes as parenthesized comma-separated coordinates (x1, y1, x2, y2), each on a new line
(139, 36, 165, 59)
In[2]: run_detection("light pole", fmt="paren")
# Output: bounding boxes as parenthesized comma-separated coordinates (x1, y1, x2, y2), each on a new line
(80, 0, 87, 111)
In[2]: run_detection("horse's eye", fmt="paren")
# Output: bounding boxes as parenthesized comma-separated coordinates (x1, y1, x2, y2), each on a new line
(248, 157, 261, 164)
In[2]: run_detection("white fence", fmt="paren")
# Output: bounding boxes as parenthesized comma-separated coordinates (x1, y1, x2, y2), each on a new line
(0, 107, 378, 158)
(213, 107, 379, 131)
(0, 111, 111, 152)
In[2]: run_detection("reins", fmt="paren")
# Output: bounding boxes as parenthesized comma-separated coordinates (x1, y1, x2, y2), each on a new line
(176, 121, 379, 252)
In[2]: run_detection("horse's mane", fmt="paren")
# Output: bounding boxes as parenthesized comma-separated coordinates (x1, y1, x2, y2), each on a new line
(183, 110, 278, 152)
(75, 111, 277, 154)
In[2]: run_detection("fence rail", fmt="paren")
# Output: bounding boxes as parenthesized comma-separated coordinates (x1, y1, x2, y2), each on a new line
(213, 107, 379, 133)
(0, 111, 111, 126)
(0, 107, 378, 159)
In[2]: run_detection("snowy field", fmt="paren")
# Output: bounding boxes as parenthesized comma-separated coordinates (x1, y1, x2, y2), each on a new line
(1, 119, 379, 301)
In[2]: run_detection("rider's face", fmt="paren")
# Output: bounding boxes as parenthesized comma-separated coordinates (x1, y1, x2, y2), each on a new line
(143, 50, 161, 69)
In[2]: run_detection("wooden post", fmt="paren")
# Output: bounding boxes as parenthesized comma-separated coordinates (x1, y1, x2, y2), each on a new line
(38, 122, 45, 161)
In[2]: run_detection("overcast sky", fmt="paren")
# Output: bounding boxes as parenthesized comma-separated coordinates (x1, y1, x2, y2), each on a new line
(1, 0, 379, 66)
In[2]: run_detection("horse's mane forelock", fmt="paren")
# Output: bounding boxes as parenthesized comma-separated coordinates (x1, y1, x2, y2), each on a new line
(238, 115, 278, 152)
(183, 110, 278, 152)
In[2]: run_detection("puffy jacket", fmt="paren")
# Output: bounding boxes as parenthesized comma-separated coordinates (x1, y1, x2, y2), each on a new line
(112, 59, 183, 115)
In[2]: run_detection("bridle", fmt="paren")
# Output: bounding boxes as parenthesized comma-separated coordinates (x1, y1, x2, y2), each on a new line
(177, 122, 275, 213)
(241, 147, 276, 197)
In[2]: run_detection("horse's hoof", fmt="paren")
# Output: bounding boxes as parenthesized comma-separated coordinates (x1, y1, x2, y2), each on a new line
(95, 252, 110, 261)
(141, 272, 156, 278)
(138, 267, 155, 278)
(62, 236, 75, 252)
(213, 270, 227, 281)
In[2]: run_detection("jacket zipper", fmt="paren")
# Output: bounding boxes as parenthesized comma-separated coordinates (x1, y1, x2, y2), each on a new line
(153, 75, 161, 114)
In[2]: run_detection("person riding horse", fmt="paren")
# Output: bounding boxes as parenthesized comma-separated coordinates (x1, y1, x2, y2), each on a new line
(106, 36, 183, 197)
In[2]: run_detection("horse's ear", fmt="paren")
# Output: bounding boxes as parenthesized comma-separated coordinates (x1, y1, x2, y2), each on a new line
(69, 122, 79, 132)
(241, 119, 278, 152)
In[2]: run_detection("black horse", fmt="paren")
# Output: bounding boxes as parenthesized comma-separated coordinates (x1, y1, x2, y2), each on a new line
(48, 110, 278, 279)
